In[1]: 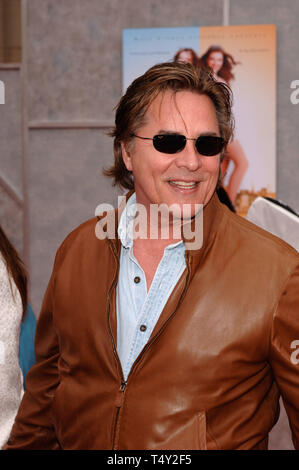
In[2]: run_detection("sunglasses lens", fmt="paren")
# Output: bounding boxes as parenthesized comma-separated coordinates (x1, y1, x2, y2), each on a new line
(195, 136, 225, 156)
(153, 134, 186, 154)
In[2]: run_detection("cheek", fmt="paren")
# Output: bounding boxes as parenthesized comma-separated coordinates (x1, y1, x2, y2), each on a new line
(131, 153, 166, 186)
(204, 158, 220, 176)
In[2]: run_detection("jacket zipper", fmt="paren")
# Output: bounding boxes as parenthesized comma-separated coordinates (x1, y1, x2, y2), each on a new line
(112, 381, 127, 450)
(107, 240, 191, 449)
(106, 240, 128, 449)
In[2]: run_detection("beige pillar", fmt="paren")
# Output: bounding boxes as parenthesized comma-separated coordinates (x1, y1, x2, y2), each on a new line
(0, 0, 21, 62)
(0, 0, 4, 62)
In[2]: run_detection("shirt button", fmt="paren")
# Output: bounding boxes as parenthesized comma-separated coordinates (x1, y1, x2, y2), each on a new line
(134, 276, 141, 284)
(140, 324, 147, 332)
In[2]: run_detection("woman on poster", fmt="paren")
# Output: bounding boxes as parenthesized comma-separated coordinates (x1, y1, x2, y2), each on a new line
(199, 45, 249, 207)
(173, 48, 200, 66)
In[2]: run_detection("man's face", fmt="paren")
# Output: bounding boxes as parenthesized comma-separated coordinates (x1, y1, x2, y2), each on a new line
(121, 90, 221, 218)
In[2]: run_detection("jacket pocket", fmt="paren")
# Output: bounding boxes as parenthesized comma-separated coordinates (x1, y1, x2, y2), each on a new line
(157, 411, 208, 450)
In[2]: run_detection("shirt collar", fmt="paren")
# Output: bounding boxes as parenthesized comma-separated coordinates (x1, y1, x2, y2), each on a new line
(117, 192, 137, 249)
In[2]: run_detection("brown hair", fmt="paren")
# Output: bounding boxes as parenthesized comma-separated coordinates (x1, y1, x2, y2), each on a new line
(173, 48, 199, 66)
(199, 45, 239, 85)
(104, 61, 234, 190)
(0, 225, 27, 320)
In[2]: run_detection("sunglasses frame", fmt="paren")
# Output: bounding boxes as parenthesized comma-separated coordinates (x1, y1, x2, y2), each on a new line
(130, 133, 226, 157)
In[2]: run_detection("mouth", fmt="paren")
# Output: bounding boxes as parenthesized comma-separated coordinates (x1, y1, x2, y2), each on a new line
(168, 180, 199, 191)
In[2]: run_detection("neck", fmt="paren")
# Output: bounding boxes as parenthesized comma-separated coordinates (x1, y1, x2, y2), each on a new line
(132, 209, 183, 250)
(133, 235, 179, 254)
(133, 236, 178, 292)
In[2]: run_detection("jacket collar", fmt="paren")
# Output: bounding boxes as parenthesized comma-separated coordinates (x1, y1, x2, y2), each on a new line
(183, 192, 225, 281)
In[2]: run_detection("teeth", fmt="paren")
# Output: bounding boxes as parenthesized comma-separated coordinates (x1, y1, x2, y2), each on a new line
(169, 181, 198, 188)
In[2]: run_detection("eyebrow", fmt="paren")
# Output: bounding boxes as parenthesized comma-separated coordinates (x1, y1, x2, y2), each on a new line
(157, 130, 220, 137)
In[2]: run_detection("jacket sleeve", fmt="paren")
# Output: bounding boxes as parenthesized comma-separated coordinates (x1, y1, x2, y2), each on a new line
(3, 252, 62, 450)
(269, 261, 299, 450)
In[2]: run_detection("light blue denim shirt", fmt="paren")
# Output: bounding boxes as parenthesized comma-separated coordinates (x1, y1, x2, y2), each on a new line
(116, 193, 186, 381)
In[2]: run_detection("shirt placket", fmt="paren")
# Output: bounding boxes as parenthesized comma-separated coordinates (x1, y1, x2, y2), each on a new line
(124, 249, 180, 380)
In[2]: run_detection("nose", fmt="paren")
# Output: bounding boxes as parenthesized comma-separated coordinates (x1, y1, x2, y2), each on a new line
(174, 139, 202, 171)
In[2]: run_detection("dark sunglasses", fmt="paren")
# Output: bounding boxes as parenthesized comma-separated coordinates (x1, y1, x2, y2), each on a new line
(131, 133, 225, 156)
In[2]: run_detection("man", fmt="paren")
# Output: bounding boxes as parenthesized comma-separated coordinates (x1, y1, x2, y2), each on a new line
(4, 62, 299, 450)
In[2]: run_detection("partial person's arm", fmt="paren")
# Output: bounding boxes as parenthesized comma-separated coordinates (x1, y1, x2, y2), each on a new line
(3, 254, 62, 450)
(0, 257, 24, 448)
(269, 262, 299, 449)
(222, 139, 249, 204)
(19, 304, 36, 389)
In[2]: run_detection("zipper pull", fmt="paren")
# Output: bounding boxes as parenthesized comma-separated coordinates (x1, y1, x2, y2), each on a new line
(115, 381, 127, 408)
(120, 381, 127, 392)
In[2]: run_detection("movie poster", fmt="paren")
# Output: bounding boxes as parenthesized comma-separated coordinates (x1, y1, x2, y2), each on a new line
(122, 25, 276, 216)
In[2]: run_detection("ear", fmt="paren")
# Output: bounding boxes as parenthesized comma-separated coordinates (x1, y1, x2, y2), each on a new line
(121, 141, 133, 172)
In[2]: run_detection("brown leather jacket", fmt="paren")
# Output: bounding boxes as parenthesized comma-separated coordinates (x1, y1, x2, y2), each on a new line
(4, 194, 299, 450)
